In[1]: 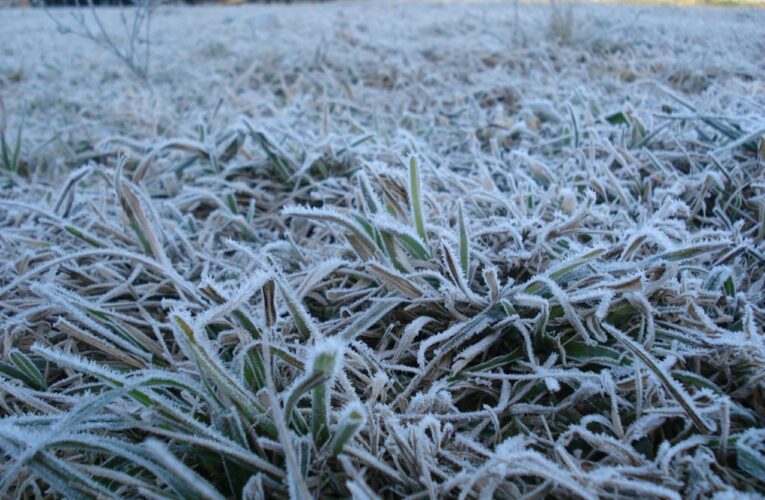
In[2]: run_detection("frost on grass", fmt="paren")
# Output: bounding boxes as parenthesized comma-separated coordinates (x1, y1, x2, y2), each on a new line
(1, 1, 765, 498)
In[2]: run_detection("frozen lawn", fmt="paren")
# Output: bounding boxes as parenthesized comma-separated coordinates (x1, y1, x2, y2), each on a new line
(1, 1, 764, 497)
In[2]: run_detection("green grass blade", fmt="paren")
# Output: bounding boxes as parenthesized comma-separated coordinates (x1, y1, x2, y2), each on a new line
(408, 156, 429, 249)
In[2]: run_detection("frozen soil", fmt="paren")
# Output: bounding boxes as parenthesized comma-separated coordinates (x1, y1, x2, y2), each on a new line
(1, 1, 765, 498)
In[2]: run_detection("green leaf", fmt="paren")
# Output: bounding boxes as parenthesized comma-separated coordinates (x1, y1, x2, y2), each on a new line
(311, 348, 339, 445)
(9, 350, 47, 391)
(564, 341, 625, 365)
(0, 364, 35, 388)
(330, 403, 365, 456)
(671, 369, 724, 395)
(272, 272, 319, 340)
(458, 200, 469, 278)
(657, 242, 726, 262)
(737, 429, 765, 481)
(0, 133, 10, 172)
(525, 248, 605, 295)
(604, 110, 629, 125)
(408, 156, 429, 249)
(244, 123, 293, 182)
(285, 206, 379, 261)
(11, 110, 23, 173)
(285, 371, 328, 424)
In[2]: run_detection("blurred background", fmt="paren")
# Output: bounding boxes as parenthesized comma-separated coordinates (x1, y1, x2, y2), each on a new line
(4, 0, 765, 7)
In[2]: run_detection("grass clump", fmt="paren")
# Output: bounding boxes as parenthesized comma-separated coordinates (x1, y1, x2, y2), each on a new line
(1, 3, 765, 498)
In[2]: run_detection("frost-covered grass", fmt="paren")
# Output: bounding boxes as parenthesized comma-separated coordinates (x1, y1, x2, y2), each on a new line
(1, 1, 765, 498)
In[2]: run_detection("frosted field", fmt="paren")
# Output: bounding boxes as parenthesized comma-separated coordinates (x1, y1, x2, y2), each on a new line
(1, 1, 765, 498)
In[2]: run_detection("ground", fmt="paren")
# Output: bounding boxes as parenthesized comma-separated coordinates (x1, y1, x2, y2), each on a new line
(0, 1, 764, 498)
(2, 2, 763, 150)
